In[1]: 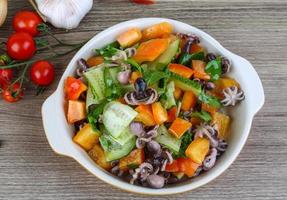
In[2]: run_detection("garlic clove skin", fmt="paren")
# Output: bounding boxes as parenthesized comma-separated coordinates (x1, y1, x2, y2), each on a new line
(0, 0, 8, 27)
(35, 0, 93, 29)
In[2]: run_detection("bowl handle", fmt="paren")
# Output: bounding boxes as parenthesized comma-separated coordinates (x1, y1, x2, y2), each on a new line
(42, 92, 71, 156)
(234, 55, 265, 115)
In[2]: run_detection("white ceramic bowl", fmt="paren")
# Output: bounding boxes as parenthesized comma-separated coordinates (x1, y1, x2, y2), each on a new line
(42, 18, 264, 195)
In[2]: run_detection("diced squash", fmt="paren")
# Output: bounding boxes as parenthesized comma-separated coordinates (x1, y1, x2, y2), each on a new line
(177, 158, 200, 177)
(73, 124, 100, 151)
(202, 103, 218, 114)
(192, 60, 210, 81)
(168, 63, 194, 79)
(169, 117, 192, 138)
(190, 44, 204, 54)
(181, 91, 197, 111)
(64, 77, 87, 100)
(135, 104, 156, 126)
(132, 39, 169, 63)
(190, 117, 202, 126)
(67, 100, 86, 124)
(152, 102, 168, 125)
(173, 86, 183, 100)
(212, 112, 230, 140)
(212, 78, 240, 98)
(117, 28, 142, 48)
(88, 144, 111, 170)
(119, 149, 145, 171)
(129, 71, 142, 84)
(167, 106, 177, 123)
(185, 137, 210, 164)
(142, 22, 173, 40)
(87, 56, 104, 67)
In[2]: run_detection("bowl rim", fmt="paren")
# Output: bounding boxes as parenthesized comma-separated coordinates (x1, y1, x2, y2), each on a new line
(41, 17, 265, 195)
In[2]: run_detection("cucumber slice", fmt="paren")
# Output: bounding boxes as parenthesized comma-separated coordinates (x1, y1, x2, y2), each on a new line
(169, 72, 202, 95)
(84, 66, 106, 102)
(105, 136, 136, 162)
(102, 101, 138, 138)
(149, 39, 180, 70)
(86, 86, 100, 111)
(109, 67, 121, 83)
(155, 125, 182, 153)
(101, 125, 135, 146)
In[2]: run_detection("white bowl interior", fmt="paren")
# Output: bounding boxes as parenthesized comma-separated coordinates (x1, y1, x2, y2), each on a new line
(42, 18, 264, 195)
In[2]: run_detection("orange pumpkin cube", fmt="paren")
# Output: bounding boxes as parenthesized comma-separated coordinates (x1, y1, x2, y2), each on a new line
(119, 149, 145, 171)
(73, 124, 100, 151)
(142, 22, 173, 40)
(212, 112, 230, 140)
(181, 91, 197, 111)
(135, 104, 156, 126)
(169, 117, 192, 139)
(87, 56, 104, 67)
(117, 28, 142, 48)
(67, 100, 86, 124)
(151, 102, 168, 125)
(185, 137, 210, 164)
(88, 144, 111, 170)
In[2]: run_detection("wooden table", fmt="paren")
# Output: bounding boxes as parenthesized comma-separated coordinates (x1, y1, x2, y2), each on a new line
(1, 0, 286, 199)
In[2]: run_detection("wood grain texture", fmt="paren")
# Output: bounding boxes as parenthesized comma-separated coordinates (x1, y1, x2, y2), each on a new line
(0, 0, 287, 199)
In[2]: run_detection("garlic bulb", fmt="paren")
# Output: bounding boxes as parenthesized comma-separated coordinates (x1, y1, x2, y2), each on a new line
(34, 0, 93, 29)
(0, 0, 7, 27)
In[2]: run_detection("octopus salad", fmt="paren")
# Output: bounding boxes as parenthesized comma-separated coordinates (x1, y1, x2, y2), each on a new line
(64, 22, 245, 189)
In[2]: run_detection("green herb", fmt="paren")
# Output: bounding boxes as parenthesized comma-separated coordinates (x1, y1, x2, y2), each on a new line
(104, 67, 122, 100)
(176, 132, 193, 158)
(191, 110, 212, 122)
(205, 58, 222, 81)
(95, 41, 120, 57)
(87, 100, 109, 130)
(126, 58, 143, 74)
(178, 52, 205, 66)
(198, 92, 221, 108)
(144, 70, 170, 85)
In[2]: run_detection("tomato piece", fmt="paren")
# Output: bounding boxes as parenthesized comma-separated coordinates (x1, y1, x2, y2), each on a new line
(30, 60, 55, 86)
(7, 32, 36, 60)
(165, 160, 179, 172)
(13, 11, 43, 36)
(167, 106, 177, 123)
(0, 69, 13, 87)
(177, 158, 200, 177)
(64, 77, 87, 100)
(1, 82, 23, 103)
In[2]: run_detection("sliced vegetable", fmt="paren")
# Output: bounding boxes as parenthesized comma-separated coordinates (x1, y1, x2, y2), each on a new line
(86, 86, 99, 110)
(102, 101, 137, 138)
(177, 132, 193, 158)
(169, 71, 202, 96)
(104, 67, 122, 100)
(198, 92, 221, 108)
(119, 148, 145, 171)
(173, 86, 183, 100)
(117, 28, 142, 48)
(95, 41, 120, 58)
(192, 60, 210, 81)
(211, 78, 240, 98)
(168, 63, 194, 78)
(133, 38, 169, 64)
(168, 117, 192, 139)
(191, 110, 212, 122)
(212, 112, 230, 140)
(135, 104, 156, 126)
(190, 44, 204, 54)
(177, 158, 200, 177)
(104, 136, 136, 162)
(149, 39, 180, 70)
(205, 58, 222, 81)
(67, 100, 86, 124)
(142, 22, 173, 40)
(84, 66, 105, 102)
(161, 81, 176, 109)
(167, 106, 177, 123)
(88, 144, 111, 170)
(181, 91, 197, 111)
(165, 159, 179, 172)
(109, 126, 135, 146)
(152, 102, 168, 125)
(185, 137, 210, 164)
(64, 76, 87, 100)
(178, 52, 205, 66)
(201, 103, 218, 114)
(155, 125, 182, 153)
(87, 56, 104, 67)
(73, 123, 101, 151)
(87, 100, 109, 130)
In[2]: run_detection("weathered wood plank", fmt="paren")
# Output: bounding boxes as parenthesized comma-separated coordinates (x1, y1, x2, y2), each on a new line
(0, 0, 287, 199)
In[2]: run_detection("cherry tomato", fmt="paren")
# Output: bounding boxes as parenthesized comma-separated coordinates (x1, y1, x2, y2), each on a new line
(13, 11, 43, 36)
(0, 69, 13, 87)
(2, 82, 23, 103)
(7, 32, 36, 60)
(30, 60, 55, 86)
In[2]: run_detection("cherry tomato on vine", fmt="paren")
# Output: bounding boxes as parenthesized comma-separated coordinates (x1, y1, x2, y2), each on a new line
(7, 32, 36, 60)
(2, 82, 24, 103)
(30, 60, 55, 86)
(13, 11, 43, 36)
(0, 69, 13, 87)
